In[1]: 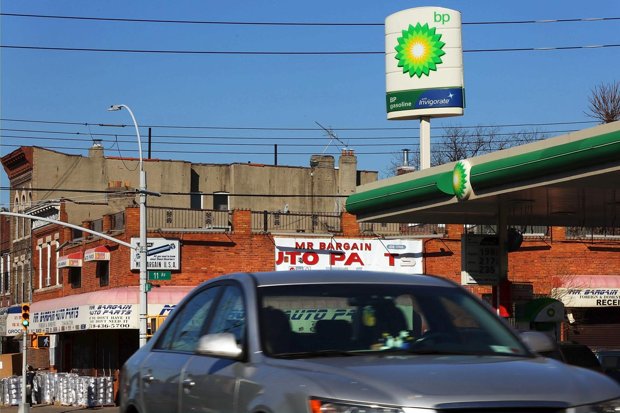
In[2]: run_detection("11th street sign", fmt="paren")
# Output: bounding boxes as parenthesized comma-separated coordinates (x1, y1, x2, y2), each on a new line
(148, 270, 172, 281)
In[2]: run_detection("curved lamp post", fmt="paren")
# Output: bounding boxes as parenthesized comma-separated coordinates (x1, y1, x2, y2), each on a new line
(108, 104, 148, 347)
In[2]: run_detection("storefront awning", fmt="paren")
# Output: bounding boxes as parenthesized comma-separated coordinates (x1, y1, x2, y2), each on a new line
(57, 252, 82, 268)
(26, 286, 195, 335)
(31, 285, 194, 313)
(552, 275, 620, 308)
(84, 246, 110, 262)
(554, 275, 620, 289)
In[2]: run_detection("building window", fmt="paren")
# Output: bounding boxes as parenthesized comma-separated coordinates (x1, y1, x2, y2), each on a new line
(38, 244, 43, 289)
(55, 242, 60, 285)
(96, 261, 109, 287)
(213, 192, 229, 211)
(91, 219, 103, 234)
(190, 170, 201, 210)
(69, 267, 81, 289)
(46, 243, 52, 287)
(13, 198, 19, 239)
(2, 271, 8, 293)
(71, 228, 83, 241)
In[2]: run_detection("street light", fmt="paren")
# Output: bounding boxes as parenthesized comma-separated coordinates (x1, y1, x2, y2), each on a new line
(108, 104, 148, 347)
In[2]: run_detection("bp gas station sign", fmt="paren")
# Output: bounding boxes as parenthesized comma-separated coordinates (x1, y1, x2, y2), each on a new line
(385, 7, 464, 120)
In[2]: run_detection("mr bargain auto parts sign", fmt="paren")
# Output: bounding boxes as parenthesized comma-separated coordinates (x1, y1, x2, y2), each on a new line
(275, 237, 422, 273)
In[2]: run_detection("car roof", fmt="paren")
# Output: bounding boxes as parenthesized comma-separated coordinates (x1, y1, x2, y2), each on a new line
(226, 270, 456, 288)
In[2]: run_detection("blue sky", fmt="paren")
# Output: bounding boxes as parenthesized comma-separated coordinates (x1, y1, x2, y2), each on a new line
(1, 0, 619, 208)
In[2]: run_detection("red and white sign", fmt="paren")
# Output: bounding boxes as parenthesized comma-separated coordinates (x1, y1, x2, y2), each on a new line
(84, 246, 111, 262)
(553, 288, 620, 307)
(57, 252, 83, 268)
(274, 237, 422, 273)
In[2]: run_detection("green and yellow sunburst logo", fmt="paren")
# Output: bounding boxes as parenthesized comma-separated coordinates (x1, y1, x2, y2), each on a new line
(453, 160, 472, 200)
(395, 23, 446, 78)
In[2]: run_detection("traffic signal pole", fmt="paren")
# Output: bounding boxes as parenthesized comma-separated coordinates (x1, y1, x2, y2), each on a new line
(18, 327, 29, 413)
(19, 303, 30, 413)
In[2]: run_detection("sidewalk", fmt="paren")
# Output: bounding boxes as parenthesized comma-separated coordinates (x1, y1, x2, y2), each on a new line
(0, 404, 118, 412)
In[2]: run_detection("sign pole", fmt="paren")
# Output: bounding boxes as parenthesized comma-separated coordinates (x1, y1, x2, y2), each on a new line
(18, 329, 29, 413)
(420, 116, 431, 170)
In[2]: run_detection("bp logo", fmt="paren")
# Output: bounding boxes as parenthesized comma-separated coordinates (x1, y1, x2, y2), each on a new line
(453, 160, 472, 200)
(395, 23, 446, 78)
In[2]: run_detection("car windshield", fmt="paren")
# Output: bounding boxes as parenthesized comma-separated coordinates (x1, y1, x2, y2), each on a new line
(258, 283, 529, 358)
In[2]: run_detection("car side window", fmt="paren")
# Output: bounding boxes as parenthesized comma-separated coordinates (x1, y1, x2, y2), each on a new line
(206, 286, 246, 346)
(154, 286, 221, 352)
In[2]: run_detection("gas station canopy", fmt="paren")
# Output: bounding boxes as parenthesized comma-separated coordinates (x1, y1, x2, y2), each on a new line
(346, 122, 620, 228)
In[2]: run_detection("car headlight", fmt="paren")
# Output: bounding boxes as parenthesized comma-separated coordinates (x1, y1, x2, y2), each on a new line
(309, 398, 404, 413)
(571, 398, 620, 413)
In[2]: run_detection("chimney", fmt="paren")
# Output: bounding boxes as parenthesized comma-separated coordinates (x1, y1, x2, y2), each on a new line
(89, 139, 104, 158)
(396, 148, 416, 175)
(338, 149, 357, 195)
(310, 154, 335, 169)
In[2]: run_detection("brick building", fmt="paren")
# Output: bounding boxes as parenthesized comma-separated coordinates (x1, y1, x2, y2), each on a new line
(5, 202, 616, 376)
(1, 129, 620, 377)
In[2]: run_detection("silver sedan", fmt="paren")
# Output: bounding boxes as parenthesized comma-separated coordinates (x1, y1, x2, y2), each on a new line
(119, 270, 620, 413)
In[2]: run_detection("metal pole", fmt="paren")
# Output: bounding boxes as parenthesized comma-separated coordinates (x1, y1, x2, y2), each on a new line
(497, 205, 508, 317)
(419, 116, 431, 170)
(126, 107, 149, 348)
(148, 127, 152, 159)
(109, 104, 149, 347)
(18, 329, 29, 413)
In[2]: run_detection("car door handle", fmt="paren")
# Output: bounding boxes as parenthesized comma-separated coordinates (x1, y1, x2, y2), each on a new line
(142, 375, 155, 384)
(182, 378, 196, 389)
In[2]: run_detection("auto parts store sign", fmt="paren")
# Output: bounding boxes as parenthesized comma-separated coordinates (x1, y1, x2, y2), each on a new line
(23, 303, 174, 335)
(553, 288, 620, 307)
(275, 237, 422, 273)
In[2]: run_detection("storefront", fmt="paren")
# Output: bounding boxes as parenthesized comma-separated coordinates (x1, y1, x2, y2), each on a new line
(17, 286, 193, 373)
(552, 275, 620, 348)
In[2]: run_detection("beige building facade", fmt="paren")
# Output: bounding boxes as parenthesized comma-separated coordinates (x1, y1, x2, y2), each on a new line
(1, 145, 377, 308)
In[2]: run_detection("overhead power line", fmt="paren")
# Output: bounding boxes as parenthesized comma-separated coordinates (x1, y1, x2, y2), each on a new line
(0, 186, 353, 198)
(0, 128, 576, 142)
(3, 44, 619, 55)
(0, 143, 552, 156)
(0, 117, 597, 131)
(1, 12, 619, 26)
(0, 134, 555, 147)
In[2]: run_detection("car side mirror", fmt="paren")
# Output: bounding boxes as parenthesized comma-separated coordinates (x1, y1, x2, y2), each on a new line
(196, 333, 243, 359)
(520, 331, 556, 353)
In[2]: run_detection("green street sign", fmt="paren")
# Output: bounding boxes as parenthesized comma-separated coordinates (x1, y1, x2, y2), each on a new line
(145, 282, 153, 293)
(148, 270, 172, 281)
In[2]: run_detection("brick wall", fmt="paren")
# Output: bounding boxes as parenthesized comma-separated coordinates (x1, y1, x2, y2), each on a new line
(31, 209, 620, 303)
(423, 225, 620, 297)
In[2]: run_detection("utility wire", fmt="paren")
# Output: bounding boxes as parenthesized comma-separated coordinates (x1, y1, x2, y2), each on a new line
(0, 143, 544, 155)
(0, 130, 560, 145)
(0, 127, 566, 140)
(2, 12, 619, 26)
(3, 44, 619, 55)
(0, 118, 597, 131)
(0, 143, 385, 154)
(0, 135, 552, 147)
(0, 186, 353, 197)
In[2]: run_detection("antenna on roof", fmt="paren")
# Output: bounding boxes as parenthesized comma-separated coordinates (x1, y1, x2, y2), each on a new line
(315, 121, 350, 154)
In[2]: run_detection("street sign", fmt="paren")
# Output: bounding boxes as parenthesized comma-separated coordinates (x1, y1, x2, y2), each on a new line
(148, 270, 172, 281)
(131, 238, 180, 270)
(145, 283, 153, 293)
